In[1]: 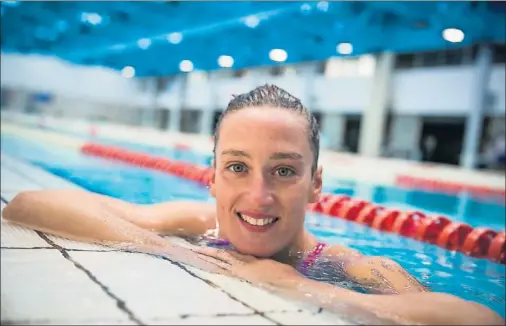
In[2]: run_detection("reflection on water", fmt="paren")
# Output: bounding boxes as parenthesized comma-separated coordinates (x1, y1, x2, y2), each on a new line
(324, 179, 505, 230)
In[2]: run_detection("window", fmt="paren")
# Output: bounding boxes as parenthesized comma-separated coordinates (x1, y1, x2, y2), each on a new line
(420, 51, 442, 67)
(1, 87, 13, 107)
(466, 44, 506, 64)
(442, 49, 464, 66)
(156, 77, 168, 92)
(233, 69, 248, 78)
(461, 46, 475, 64)
(180, 109, 202, 133)
(270, 66, 284, 76)
(470, 44, 480, 61)
(316, 60, 327, 74)
(493, 43, 506, 64)
(395, 53, 415, 69)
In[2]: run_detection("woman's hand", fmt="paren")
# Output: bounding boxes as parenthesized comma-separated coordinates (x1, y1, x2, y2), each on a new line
(193, 247, 303, 288)
(187, 248, 505, 325)
(123, 240, 230, 275)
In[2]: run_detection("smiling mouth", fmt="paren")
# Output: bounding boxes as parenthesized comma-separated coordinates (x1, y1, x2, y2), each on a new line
(236, 212, 280, 227)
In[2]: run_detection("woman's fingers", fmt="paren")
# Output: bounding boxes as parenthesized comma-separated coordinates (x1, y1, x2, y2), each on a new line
(194, 246, 257, 263)
(193, 247, 235, 262)
(195, 252, 238, 276)
(179, 251, 231, 275)
(195, 252, 231, 268)
(227, 250, 257, 263)
(192, 246, 220, 256)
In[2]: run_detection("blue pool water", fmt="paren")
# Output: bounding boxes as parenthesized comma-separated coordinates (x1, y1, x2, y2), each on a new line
(1, 132, 505, 318)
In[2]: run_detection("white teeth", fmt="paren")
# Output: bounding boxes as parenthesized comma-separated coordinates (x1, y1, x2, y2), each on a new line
(239, 214, 276, 227)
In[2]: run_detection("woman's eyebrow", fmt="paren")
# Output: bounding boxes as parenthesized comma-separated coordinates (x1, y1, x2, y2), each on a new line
(221, 149, 251, 158)
(220, 149, 303, 160)
(269, 152, 303, 160)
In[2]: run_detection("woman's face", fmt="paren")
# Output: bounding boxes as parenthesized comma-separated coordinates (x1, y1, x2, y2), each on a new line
(210, 107, 322, 257)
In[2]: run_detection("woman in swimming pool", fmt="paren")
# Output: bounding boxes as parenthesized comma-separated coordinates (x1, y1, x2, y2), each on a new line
(3, 85, 503, 325)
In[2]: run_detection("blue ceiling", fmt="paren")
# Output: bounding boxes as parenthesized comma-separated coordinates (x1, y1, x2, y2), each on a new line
(1, 1, 505, 77)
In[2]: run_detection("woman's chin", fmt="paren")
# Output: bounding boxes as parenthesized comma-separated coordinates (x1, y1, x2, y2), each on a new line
(232, 241, 280, 258)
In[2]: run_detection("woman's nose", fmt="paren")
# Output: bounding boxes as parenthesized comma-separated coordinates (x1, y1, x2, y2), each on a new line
(247, 174, 274, 206)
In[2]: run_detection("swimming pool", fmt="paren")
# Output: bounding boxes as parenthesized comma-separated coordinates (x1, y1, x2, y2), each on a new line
(1, 131, 505, 318)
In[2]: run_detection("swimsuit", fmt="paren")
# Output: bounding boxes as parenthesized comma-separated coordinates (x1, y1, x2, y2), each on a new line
(205, 238, 367, 292)
(206, 237, 328, 276)
(298, 242, 327, 276)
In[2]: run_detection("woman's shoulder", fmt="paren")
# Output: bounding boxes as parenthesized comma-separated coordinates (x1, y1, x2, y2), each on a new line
(322, 243, 363, 260)
(303, 233, 362, 261)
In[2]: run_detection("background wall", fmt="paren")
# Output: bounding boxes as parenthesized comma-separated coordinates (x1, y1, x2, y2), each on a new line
(2, 53, 504, 116)
(1, 48, 505, 168)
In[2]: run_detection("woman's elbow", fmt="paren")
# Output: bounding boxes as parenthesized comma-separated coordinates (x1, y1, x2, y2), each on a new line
(424, 293, 504, 325)
(459, 299, 504, 325)
(3, 191, 39, 222)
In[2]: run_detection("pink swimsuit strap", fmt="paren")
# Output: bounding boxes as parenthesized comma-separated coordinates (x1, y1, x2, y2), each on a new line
(299, 242, 327, 275)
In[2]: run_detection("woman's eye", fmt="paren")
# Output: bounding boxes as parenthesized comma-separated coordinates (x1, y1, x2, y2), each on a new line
(227, 164, 247, 173)
(276, 167, 295, 177)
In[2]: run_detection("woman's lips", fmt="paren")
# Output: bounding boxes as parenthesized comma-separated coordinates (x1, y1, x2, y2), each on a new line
(236, 212, 280, 232)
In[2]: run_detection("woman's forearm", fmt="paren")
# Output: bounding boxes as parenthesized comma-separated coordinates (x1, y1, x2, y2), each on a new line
(2, 190, 171, 249)
(1, 190, 231, 274)
(265, 277, 399, 323)
(267, 276, 504, 325)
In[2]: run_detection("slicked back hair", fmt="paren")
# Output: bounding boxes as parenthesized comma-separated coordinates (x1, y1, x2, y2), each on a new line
(213, 84, 320, 175)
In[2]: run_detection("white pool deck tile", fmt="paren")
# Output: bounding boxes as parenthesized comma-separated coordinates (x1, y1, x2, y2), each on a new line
(68, 251, 254, 318)
(146, 314, 276, 325)
(1, 249, 133, 324)
(267, 310, 351, 325)
(186, 266, 317, 313)
(17, 319, 138, 325)
(1, 217, 52, 248)
(1, 191, 20, 202)
(0, 152, 355, 325)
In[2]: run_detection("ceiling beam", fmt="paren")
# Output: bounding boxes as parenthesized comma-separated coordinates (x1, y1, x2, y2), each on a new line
(63, 2, 309, 60)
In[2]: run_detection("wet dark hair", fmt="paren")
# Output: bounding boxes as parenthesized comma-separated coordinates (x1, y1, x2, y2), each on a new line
(213, 84, 320, 174)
